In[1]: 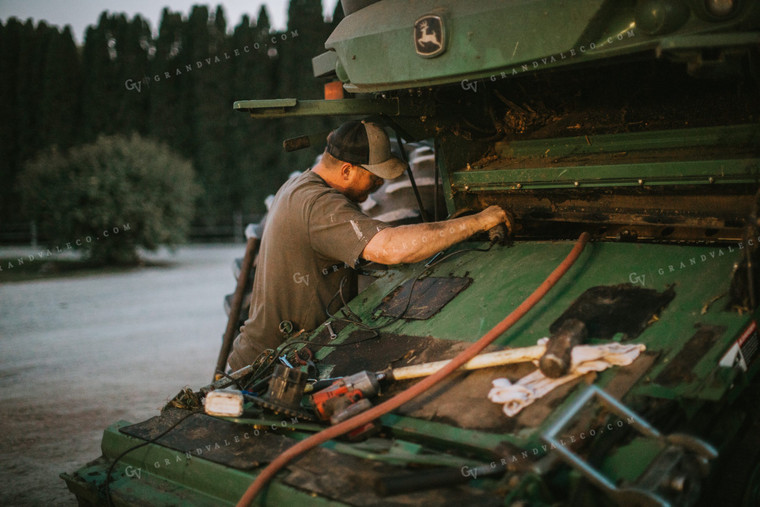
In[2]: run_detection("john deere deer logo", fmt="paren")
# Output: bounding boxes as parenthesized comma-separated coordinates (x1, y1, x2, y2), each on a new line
(418, 21, 440, 48)
(414, 15, 446, 58)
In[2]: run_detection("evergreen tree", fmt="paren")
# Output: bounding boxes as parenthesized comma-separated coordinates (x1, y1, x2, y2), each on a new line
(148, 8, 186, 151)
(228, 9, 282, 216)
(114, 15, 152, 136)
(228, 14, 258, 215)
(277, 0, 334, 171)
(205, 4, 236, 224)
(16, 20, 54, 162)
(39, 26, 81, 151)
(257, 5, 271, 35)
(0, 18, 22, 224)
(80, 13, 117, 142)
(282, 0, 325, 100)
(185, 5, 232, 226)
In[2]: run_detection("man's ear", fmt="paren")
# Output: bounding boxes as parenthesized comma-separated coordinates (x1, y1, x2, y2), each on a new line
(340, 162, 353, 181)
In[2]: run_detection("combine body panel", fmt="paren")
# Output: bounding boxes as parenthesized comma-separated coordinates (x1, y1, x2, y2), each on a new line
(63, 1, 760, 505)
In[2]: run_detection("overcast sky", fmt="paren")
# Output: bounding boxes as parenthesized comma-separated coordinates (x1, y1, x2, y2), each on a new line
(0, 0, 340, 43)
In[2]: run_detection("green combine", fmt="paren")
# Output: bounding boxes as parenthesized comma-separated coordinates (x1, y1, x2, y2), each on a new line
(62, 1, 760, 505)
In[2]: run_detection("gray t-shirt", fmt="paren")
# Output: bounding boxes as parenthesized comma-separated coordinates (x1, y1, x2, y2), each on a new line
(228, 170, 390, 370)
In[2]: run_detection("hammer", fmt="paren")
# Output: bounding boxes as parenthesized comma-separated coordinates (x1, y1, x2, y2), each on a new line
(538, 318, 588, 378)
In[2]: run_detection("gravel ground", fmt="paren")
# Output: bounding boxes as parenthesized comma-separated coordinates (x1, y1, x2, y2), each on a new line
(0, 244, 243, 506)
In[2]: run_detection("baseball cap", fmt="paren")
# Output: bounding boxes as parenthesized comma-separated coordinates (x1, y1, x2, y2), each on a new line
(326, 120, 408, 180)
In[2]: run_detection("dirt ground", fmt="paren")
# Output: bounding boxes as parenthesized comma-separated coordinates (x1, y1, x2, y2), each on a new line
(0, 244, 242, 506)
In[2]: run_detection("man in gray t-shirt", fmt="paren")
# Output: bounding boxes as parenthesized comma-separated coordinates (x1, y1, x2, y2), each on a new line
(227, 121, 509, 370)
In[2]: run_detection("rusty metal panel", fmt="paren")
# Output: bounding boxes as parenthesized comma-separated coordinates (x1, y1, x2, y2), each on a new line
(375, 276, 472, 320)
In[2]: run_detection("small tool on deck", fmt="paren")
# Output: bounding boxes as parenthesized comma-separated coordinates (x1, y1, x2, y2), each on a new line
(245, 363, 316, 420)
(304, 334, 591, 427)
(200, 364, 254, 395)
(310, 370, 384, 439)
(308, 343, 551, 426)
(311, 370, 382, 422)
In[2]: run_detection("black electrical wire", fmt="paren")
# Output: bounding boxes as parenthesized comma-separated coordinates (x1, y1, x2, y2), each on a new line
(394, 129, 428, 222)
(241, 349, 283, 390)
(104, 410, 197, 506)
(214, 369, 244, 390)
(243, 242, 498, 389)
(426, 245, 493, 266)
(327, 243, 495, 334)
(277, 335, 382, 352)
(238, 329, 381, 391)
(244, 373, 273, 394)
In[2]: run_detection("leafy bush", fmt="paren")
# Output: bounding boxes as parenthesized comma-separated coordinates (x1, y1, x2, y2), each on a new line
(18, 134, 200, 264)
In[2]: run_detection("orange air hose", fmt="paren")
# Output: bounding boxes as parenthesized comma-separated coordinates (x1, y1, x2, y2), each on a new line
(237, 232, 591, 506)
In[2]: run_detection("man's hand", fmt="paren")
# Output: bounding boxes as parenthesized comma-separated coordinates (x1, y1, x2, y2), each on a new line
(362, 205, 512, 265)
(476, 205, 511, 235)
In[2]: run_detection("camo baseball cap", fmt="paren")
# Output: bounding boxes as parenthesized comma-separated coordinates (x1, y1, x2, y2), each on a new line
(326, 120, 407, 180)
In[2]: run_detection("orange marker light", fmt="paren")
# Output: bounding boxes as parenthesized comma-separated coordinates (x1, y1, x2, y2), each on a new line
(324, 81, 344, 100)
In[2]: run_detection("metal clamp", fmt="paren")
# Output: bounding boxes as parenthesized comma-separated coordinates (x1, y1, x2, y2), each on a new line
(542, 385, 717, 507)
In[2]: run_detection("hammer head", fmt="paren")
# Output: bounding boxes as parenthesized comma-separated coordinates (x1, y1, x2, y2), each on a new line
(539, 318, 588, 378)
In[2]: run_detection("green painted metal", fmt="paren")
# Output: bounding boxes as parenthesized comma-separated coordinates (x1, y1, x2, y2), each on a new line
(62, 421, 348, 506)
(434, 137, 459, 216)
(599, 436, 664, 485)
(315, 240, 754, 450)
(233, 97, 402, 118)
(445, 123, 760, 193)
(320, 438, 483, 467)
(312, 50, 338, 78)
(491, 124, 760, 162)
(235, 98, 297, 109)
(333, 241, 740, 345)
(450, 158, 760, 191)
(326, 0, 633, 93)
(325, 0, 760, 93)
(379, 412, 522, 455)
(658, 32, 760, 50)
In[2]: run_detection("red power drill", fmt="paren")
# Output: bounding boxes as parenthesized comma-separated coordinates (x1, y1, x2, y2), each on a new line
(310, 371, 383, 438)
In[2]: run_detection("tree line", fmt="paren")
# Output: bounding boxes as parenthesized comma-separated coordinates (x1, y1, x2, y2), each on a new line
(0, 1, 343, 237)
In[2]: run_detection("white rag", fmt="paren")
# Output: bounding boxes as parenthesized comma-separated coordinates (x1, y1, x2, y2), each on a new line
(487, 338, 646, 417)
